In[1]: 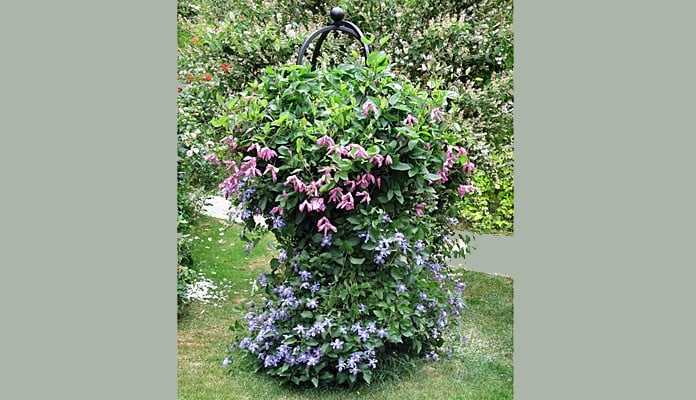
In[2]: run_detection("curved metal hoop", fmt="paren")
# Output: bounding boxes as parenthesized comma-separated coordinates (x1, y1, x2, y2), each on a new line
(296, 8, 370, 69)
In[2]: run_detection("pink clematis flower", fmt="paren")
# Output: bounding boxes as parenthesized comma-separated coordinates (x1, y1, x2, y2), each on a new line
(462, 160, 476, 173)
(241, 156, 262, 178)
(317, 135, 335, 147)
(300, 197, 325, 213)
(246, 143, 260, 154)
(350, 144, 369, 159)
(328, 187, 344, 203)
(310, 197, 326, 212)
(385, 154, 393, 165)
(458, 184, 476, 196)
(317, 216, 338, 236)
(319, 166, 336, 177)
(403, 114, 419, 127)
(327, 144, 351, 157)
(219, 175, 239, 199)
(337, 192, 355, 211)
(263, 164, 279, 182)
(204, 153, 221, 165)
(284, 175, 306, 193)
(223, 159, 238, 173)
(270, 206, 284, 216)
(370, 154, 384, 167)
(343, 180, 356, 192)
(430, 108, 445, 123)
(357, 173, 376, 188)
(362, 101, 377, 116)
(220, 135, 238, 152)
(305, 181, 320, 197)
(415, 202, 426, 217)
(257, 146, 277, 161)
(356, 191, 371, 204)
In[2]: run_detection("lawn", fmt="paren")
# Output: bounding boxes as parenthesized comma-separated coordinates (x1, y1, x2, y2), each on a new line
(178, 215, 513, 399)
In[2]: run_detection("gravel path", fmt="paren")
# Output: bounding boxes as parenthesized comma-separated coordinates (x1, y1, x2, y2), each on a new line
(200, 196, 232, 220)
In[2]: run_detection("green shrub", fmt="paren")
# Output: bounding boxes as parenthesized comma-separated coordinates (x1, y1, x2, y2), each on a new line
(177, 235, 196, 317)
(211, 53, 477, 387)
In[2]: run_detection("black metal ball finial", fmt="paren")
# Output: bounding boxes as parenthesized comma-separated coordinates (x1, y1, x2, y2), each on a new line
(330, 7, 345, 22)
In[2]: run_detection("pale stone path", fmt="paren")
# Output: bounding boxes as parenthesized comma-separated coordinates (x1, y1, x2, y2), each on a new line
(200, 196, 233, 220)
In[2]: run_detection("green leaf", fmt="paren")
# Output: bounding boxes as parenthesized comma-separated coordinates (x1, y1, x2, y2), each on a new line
(394, 189, 404, 204)
(424, 172, 442, 182)
(311, 377, 319, 387)
(387, 333, 403, 344)
(301, 311, 313, 318)
(379, 34, 392, 47)
(211, 115, 228, 127)
(340, 241, 354, 254)
(349, 257, 365, 265)
(258, 196, 267, 211)
(391, 162, 412, 171)
(274, 111, 290, 126)
(321, 371, 334, 381)
(346, 216, 363, 225)
(284, 337, 297, 345)
(388, 93, 400, 106)
(366, 50, 388, 68)
(277, 145, 290, 157)
(395, 192, 404, 204)
(363, 370, 372, 384)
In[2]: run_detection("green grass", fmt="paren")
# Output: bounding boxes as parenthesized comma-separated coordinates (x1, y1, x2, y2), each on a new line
(178, 215, 513, 399)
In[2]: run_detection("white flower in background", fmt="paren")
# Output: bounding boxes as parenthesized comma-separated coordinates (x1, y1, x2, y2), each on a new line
(284, 24, 296, 39)
(185, 273, 228, 307)
(186, 149, 194, 157)
(451, 237, 468, 255)
(253, 214, 268, 229)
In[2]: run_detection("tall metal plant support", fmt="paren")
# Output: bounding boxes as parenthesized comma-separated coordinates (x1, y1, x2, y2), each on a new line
(296, 7, 370, 69)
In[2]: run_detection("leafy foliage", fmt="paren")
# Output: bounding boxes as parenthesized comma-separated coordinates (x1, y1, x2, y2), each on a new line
(211, 54, 477, 387)
(177, 0, 514, 236)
